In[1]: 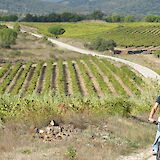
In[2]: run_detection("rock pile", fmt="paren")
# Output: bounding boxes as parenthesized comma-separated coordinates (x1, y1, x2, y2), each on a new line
(34, 120, 77, 142)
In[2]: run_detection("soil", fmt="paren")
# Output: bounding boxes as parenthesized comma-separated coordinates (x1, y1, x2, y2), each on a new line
(73, 62, 89, 96)
(36, 65, 47, 94)
(6, 66, 24, 94)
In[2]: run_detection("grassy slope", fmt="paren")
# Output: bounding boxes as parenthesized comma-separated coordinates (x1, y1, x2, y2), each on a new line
(23, 22, 160, 47)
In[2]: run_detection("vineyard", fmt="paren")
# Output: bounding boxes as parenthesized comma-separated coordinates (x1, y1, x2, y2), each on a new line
(23, 22, 160, 47)
(104, 25, 160, 47)
(0, 57, 144, 97)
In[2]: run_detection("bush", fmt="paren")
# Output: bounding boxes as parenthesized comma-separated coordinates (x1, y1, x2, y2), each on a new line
(153, 50, 160, 58)
(88, 37, 117, 51)
(48, 26, 65, 38)
(0, 28, 17, 48)
(0, 25, 8, 30)
(13, 23, 21, 33)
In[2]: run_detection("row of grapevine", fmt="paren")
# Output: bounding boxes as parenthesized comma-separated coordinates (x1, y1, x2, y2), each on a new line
(67, 61, 81, 95)
(76, 60, 96, 96)
(25, 62, 43, 94)
(0, 63, 11, 79)
(92, 58, 127, 95)
(10, 62, 32, 95)
(42, 62, 53, 94)
(101, 59, 141, 95)
(0, 59, 145, 97)
(57, 61, 65, 94)
(0, 62, 21, 94)
(84, 59, 111, 95)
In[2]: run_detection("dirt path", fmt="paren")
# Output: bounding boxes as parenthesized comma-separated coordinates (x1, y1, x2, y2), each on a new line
(117, 147, 154, 160)
(28, 32, 160, 81)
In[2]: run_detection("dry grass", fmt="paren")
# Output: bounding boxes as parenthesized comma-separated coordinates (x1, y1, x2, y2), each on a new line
(0, 32, 84, 62)
(121, 54, 160, 74)
(0, 114, 156, 160)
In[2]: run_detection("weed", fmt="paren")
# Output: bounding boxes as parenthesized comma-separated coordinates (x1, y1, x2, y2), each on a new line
(18, 149, 32, 154)
(65, 146, 77, 160)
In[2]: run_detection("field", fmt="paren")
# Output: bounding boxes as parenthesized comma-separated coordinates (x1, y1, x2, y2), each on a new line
(23, 22, 160, 47)
(0, 23, 159, 160)
(0, 57, 144, 97)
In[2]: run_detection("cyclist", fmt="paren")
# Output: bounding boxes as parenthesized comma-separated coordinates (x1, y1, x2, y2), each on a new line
(149, 96, 160, 155)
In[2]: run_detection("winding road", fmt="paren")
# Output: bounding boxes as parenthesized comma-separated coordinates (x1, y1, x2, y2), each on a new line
(7, 24, 160, 81)
(29, 32, 160, 81)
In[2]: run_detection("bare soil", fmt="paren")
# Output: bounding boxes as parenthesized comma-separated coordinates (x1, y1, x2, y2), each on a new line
(73, 62, 89, 96)
(51, 64, 57, 91)
(36, 66, 47, 94)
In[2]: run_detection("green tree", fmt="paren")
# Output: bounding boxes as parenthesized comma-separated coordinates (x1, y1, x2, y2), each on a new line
(13, 23, 21, 33)
(0, 28, 17, 48)
(91, 10, 104, 20)
(88, 37, 117, 51)
(111, 14, 123, 22)
(48, 26, 65, 38)
(144, 15, 157, 22)
(124, 15, 134, 22)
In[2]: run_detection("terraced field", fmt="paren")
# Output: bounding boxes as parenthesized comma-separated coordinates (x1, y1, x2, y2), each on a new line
(0, 57, 144, 97)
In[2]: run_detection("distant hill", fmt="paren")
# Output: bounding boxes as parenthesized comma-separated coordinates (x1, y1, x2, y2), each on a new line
(0, 0, 60, 14)
(58, 0, 160, 15)
(1, 0, 160, 15)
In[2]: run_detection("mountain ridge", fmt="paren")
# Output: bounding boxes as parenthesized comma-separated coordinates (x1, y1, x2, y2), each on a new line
(1, 0, 160, 15)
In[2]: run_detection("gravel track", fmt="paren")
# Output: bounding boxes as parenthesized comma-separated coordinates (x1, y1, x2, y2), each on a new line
(26, 32, 160, 81)
(7, 25, 160, 81)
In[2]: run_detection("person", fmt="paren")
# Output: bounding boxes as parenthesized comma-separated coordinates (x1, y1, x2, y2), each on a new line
(148, 96, 160, 155)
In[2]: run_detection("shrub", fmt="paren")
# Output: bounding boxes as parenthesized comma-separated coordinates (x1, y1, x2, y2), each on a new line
(0, 28, 17, 48)
(88, 37, 117, 51)
(153, 50, 160, 58)
(48, 26, 65, 38)
(0, 25, 8, 30)
(13, 23, 21, 33)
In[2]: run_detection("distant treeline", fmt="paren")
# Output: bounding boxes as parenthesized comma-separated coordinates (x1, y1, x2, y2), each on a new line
(1, 11, 160, 23)
(0, 15, 18, 21)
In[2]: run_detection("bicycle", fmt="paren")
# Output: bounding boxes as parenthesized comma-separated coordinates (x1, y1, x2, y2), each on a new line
(153, 118, 160, 160)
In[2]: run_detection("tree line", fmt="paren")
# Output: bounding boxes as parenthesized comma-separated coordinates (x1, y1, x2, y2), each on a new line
(1, 11, 160, 23)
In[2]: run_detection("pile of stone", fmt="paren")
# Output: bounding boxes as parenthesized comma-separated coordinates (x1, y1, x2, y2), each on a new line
(34, 120, 76, 142)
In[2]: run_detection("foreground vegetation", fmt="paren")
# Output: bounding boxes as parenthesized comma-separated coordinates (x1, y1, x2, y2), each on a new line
(0, 93, 157, 160)
(24, 22, 160, 47)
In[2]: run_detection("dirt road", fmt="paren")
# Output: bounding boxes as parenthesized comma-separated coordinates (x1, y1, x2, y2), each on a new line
(29, 32, 160, 81)
(7, 24, 160, 81)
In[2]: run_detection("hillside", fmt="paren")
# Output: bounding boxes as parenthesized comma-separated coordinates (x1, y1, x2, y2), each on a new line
(0, 0, 60, 14)
(1, 0, 160, 15)
(58, 0, 160, 15)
